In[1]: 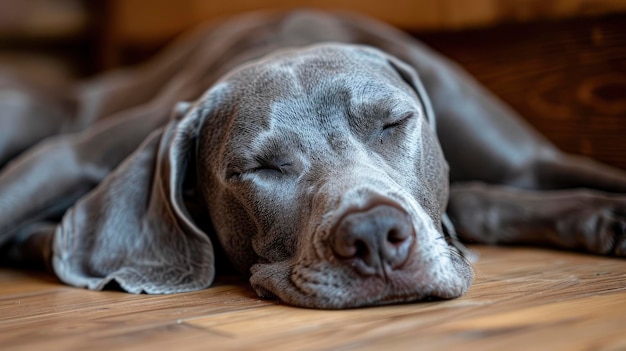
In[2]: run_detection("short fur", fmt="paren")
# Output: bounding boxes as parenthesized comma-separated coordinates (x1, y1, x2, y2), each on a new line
(1, 10, 624, 309)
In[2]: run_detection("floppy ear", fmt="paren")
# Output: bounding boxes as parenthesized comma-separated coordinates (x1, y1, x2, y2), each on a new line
(52, 99, 215, 294)
(386, 55, 437, 131)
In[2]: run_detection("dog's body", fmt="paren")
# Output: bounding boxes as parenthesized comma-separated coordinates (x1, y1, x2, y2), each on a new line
(1, 10, 625, 308)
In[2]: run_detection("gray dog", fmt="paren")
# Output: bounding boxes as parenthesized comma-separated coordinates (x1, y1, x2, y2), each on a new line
(1, 11, 625, 309)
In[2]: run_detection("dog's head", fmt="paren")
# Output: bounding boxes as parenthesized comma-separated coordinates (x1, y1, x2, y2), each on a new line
(195, 44, 472, 308)
(53, 43, 472, 308)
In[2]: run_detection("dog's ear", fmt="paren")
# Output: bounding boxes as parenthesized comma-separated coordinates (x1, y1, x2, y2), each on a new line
(52, 96, 219, 294)
(386, 55, 436, 131)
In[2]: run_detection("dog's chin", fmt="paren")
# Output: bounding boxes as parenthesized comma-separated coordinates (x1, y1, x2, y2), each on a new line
(248, 249, 473, 309)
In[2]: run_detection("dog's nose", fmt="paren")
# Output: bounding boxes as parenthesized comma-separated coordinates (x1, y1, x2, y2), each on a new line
(331, 204, 414, 276)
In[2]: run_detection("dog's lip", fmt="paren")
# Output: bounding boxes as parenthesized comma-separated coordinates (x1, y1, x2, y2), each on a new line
(282, 261, 455, 308)
(250, 238, 473, 308)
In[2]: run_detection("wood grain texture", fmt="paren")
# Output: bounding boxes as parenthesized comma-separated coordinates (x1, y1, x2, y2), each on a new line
(106, 0, 626, 43)
(417, 14, 626, 170)
(2, 246, 626, 351)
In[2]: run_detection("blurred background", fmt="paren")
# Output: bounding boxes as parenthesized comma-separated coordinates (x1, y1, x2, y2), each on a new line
(0, 0, 625, 169)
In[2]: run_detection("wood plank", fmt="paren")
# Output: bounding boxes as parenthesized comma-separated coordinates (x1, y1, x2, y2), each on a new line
(1, 246, 625, 350)
(418, 14, 626, 171)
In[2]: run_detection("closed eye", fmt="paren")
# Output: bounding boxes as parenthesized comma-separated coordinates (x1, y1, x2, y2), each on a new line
(252, 163, 289, 174)
(227, 162, 290, 180)
(249, 155, 292, 175)
(227, 163, 289, 180)
(382, 112, 415, 131)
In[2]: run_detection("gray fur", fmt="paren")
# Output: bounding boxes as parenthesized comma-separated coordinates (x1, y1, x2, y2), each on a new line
(1, 10, 625, 309)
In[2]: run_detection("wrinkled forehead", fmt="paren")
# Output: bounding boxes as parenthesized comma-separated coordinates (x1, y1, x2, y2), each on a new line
(225, 44, 423, 139)
(238, 44, 401, 90)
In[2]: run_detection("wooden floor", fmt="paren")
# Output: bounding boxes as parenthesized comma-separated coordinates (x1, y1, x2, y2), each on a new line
(1, 13, 625, 351)
(2, 246, 625, 351)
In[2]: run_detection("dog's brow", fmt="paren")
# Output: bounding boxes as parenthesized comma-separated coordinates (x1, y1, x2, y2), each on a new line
(347, 97, 415, 136)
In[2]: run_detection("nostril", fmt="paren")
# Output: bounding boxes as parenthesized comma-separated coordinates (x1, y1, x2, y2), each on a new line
(334, 232, 374, 259)
(354, 240, 369, 259)
(387, 228, 407, 245)
(335, 236, 370, 259)
(383, 225, 413, 269)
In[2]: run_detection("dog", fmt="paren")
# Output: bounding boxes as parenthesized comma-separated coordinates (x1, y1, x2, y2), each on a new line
(0, 10, 625, 309)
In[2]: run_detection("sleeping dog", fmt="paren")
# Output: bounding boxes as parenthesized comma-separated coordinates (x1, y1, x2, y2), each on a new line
(1, 10, 625, 308)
